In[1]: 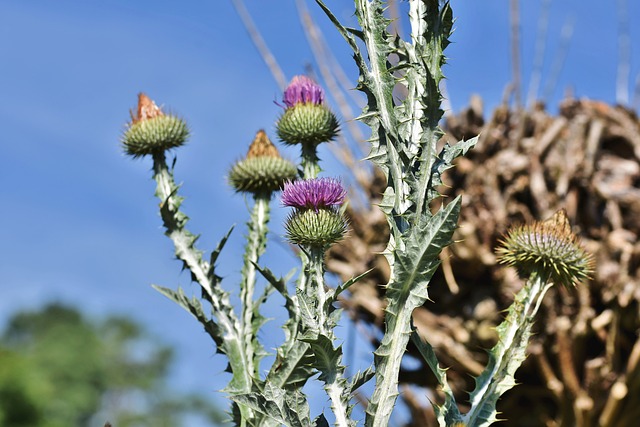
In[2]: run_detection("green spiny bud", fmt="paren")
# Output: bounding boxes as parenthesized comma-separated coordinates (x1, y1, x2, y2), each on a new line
(496, 209, 594, 286)
(122, 93, 189, 157)
(228, 130, 298, 195)
(276, 103, 339, 146)
(285, 209, 347, 249)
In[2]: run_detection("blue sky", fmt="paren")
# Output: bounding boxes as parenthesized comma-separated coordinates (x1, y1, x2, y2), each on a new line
(1, 0, 638, 424)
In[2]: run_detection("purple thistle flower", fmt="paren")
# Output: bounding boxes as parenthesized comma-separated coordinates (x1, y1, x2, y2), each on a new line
(283, 75, 324, 108)
(281, 178, 346, 212)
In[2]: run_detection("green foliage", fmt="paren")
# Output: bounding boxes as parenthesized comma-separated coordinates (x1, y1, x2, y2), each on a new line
(410, 331, 462, 426)
(0, 303, 223, 427)
(314, 1, 476, 425)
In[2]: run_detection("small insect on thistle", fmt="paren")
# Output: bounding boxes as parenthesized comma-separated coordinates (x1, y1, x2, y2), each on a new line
(496, 209, 594, 287)
(121, 93, 190, 158)
(130, 93, 163, 123)
(227, 130, 298, 195)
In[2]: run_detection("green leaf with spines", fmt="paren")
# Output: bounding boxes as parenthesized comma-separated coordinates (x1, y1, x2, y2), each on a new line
(386, 196, 461, 304)
(230, 382, 311, 427)
(152, 285, 224, 350)
(366, 197, 461, 426)
(267, 340, 315, 391)
(410, 330, 462, 425)
(348, 367, 376, 394)
(423, 136, 478, 205)
(254, 265, 316, 393)
(209, 226, 235, 282)
(326, 269, 372, 307)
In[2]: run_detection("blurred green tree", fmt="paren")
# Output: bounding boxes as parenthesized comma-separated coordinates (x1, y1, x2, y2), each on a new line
(0, 303, 225, 427)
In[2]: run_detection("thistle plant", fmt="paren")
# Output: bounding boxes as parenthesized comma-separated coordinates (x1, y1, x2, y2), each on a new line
(120, 1, 594, 426)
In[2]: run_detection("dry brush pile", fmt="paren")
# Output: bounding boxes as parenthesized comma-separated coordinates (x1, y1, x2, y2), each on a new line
(327, 97, 640, 427)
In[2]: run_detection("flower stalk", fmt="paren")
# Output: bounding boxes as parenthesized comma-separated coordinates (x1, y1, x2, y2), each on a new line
(238, 193, 270, 378)
(123, 94, 258, 423)
(463, 271, 553, 426)
(151, 150, 253, 421)
(283, 177, 351, 426)
(462, 209, 594, 426)
(229, 130, 297, 380)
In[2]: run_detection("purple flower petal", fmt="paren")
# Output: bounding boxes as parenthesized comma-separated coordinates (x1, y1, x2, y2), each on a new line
(283, 75, 324, 108)
(281, 178, 346, 211)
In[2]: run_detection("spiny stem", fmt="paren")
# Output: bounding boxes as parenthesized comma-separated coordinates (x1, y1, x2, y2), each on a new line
(306, 246, 352, 427)
(464, 271, 553, 426)
(366, 309, 413, 427)
(307, 247, 328, 333)
(239, 192, 271, 378)
(296, 143, 320, 301)
(301, 143, 322, 179)
(151, 151, 253, 422)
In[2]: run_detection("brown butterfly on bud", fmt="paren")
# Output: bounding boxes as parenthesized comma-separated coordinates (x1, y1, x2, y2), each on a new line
(130, 93, 164, 123)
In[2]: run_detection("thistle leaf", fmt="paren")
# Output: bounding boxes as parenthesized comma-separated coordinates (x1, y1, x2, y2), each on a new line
(348, 367, 376, 393)
(327, 269, 372, 306)
(314, 414, 330, 427)
(410, 330, 462, 425)
(231, 383, 311, 427)
(367, 196, 461, 426)
(152, 285, 223, 349)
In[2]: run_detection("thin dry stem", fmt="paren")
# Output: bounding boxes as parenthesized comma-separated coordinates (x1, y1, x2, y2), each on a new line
(231, 0, 287, 90)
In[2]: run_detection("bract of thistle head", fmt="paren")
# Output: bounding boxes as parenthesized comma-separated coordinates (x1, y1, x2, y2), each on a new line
(228, 130, 298, 195)
(285, 208, 347, 249)
(283, 75, 324, 108)
(276, 103, 340, 146)
(281, 178, 346, 212)
(122, 93, 189, 157)
(496, 209, 594, 287)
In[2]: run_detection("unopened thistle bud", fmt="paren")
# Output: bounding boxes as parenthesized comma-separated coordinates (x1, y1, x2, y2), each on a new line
(496, 209, 594, 287)
(276, 76, 339, 147)
(286, 209, 348, 248)
(228, 130, 298, 195)
(121, 93, 189, 157)
(282, 178, 348, 248)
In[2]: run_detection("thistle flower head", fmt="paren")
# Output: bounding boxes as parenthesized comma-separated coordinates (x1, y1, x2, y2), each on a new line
(228, 130, 298, 195)
(496, 209, 594, 286)
(276, 77, 339, 146)
(283, 75, 324, 108)
(281, 178, 346, 212)
(121, 93, 189, 157)
(282, 178, 348, 249)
